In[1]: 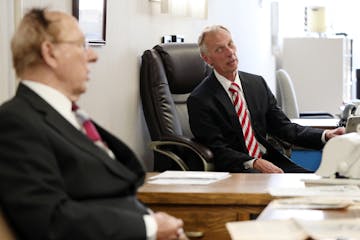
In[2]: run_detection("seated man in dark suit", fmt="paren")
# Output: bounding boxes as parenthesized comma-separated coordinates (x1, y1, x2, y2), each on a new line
(0, 8, 187, 240)
(187, 25, 345, 173)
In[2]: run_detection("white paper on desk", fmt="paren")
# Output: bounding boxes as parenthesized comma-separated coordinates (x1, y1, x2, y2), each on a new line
(147, 178, 219, 185)
(226, 219, 308, 240)
(149, 170, 230, 180)
(274, 197, 353, 209)
(302, 177, 360, 186)
(148, 170, 230, 185)
(299, 218, 360, 240)
(226, 218, 360, 240)
(269, 185, 360, 197)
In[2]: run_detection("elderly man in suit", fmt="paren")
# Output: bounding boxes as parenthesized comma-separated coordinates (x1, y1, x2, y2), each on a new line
(0, 8, 187, 240)
(187, 25, 345, 173)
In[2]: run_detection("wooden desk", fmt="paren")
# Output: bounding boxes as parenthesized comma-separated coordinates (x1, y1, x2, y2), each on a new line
(138, 173, 318, 239)
(290, 118, 339, 129)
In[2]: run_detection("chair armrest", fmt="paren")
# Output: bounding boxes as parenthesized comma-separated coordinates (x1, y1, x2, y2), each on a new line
(149, 136, 214, 171)
(161, 135, 213, 161)
(299, 112, 334, 119)
(267, 135, 292, 157)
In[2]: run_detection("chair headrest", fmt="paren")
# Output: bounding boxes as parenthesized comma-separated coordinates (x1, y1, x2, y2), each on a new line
(154, 43, 210, 94)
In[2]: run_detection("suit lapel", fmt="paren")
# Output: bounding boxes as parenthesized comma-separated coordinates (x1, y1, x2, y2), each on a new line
(208, 73, 238, 121)
(208, 73, 247, 133)
(238, 72, 266, 140)
(17, 84, 137, 181)
(45, 110, 137, 182)
(238, 71, 256, 119)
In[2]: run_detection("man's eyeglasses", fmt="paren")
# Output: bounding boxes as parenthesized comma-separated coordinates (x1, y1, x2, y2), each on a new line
(53, 40, 90, 50)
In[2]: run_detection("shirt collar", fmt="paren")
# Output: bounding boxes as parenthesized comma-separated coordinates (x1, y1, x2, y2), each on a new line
(214, 70, 243, 95)
(21, 80, 80, 128)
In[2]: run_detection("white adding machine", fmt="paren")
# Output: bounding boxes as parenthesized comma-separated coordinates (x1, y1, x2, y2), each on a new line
(316, 123, 360, 179)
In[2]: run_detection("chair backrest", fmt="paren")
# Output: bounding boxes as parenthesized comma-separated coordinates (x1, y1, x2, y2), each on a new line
(140, 43, 211, 140)
(276, 69, 300, 119)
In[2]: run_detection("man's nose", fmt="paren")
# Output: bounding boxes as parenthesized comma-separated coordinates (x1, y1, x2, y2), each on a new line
(224, 46, 235, 55)
(86, 48, 98, 63)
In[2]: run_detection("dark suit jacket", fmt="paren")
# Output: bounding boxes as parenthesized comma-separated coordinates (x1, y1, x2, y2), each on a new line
(0, 84, 148, 240)
(187, 71, 324, 172)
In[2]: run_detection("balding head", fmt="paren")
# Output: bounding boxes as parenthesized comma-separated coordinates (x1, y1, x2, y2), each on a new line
(11, 8, 77, 77)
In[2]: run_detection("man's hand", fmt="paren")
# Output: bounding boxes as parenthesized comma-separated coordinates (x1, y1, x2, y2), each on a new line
(253, 158, 284, 173)
(154, 212, 188, 240)
(325, 127, 345, 141)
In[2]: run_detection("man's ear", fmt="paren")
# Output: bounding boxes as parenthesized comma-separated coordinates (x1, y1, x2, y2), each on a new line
(41, 41, 58, 68)
(201, 53, 212, 66)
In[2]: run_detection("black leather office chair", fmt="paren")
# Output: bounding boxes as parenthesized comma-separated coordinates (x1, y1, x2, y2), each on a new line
(140, 43, 214, 171)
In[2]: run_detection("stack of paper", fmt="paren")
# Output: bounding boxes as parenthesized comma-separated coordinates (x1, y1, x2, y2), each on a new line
(273, 197, 353, 209)
(147, 170, 230, 185)
(226, 218, 360, 240)
(226, 219, 307, 240)
(302, 177, 360, 186)
(268, 185, 360, 198)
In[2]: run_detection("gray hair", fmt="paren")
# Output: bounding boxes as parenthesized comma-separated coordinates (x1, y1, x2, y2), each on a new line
(11, 8, 60, 77)
(198, 25, 230, 55)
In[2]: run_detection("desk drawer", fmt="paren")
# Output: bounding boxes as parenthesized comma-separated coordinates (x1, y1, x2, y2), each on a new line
(148, 205, 262, 240)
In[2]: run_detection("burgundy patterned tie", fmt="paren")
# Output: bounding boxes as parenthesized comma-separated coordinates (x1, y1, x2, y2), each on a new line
(72, 103, 102, 142)
(72, 103, 115, 159)
(229, 82, 261, 158)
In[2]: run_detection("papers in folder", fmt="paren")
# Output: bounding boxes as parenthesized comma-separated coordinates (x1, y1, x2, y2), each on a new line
(147, 171, 230, 185)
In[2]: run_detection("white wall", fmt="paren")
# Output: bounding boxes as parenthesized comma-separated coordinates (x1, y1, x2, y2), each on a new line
(0, 0, 17, 104)
(277, 0, 360, 101)
(1, 0, 275, 170)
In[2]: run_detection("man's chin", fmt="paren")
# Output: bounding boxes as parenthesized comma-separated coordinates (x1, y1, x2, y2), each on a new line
(73, 87, 87, 100)
(227, 62, 238, 69)
(227, 66, 238, 73)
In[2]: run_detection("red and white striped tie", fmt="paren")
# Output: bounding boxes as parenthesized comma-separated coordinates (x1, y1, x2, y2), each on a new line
(229, 82, 261, 158)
